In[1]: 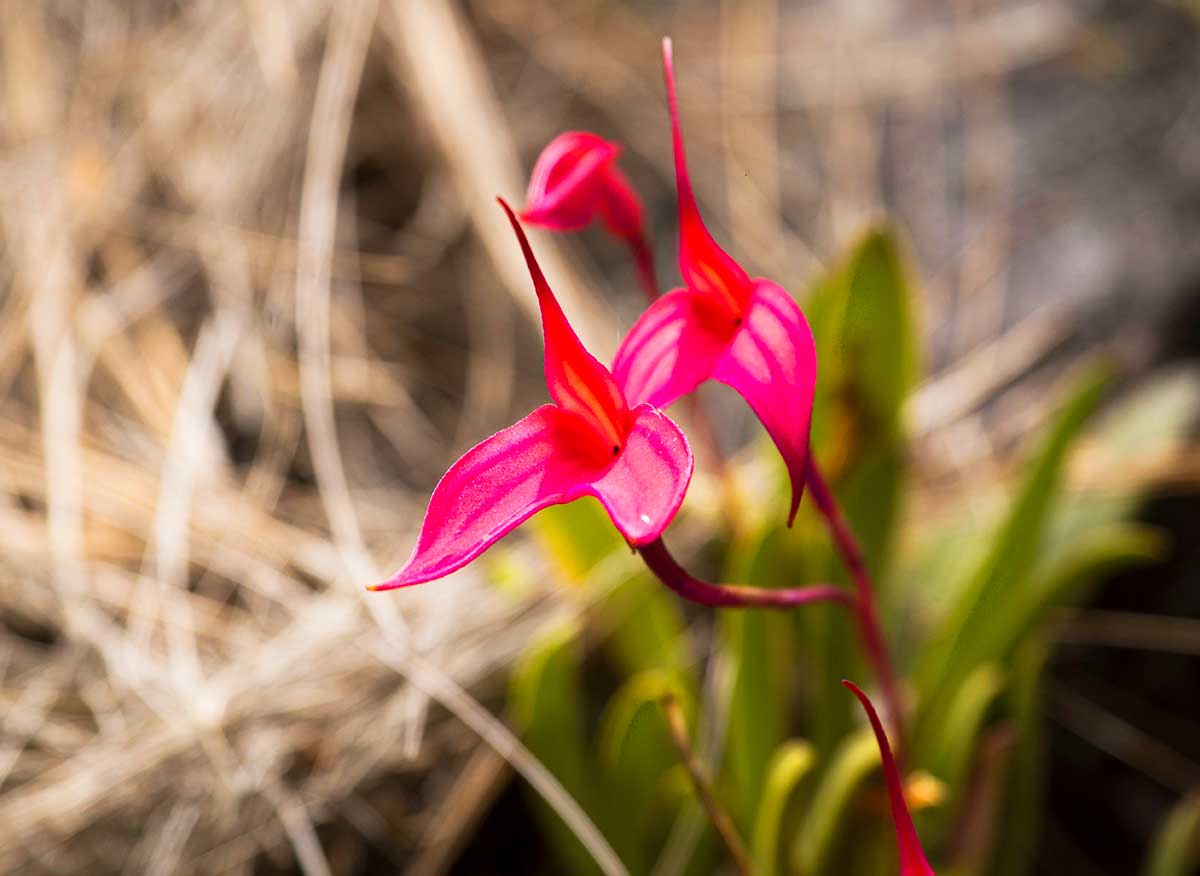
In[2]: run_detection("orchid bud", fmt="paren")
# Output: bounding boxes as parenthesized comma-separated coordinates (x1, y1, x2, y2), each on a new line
(522, 132, 658, 301)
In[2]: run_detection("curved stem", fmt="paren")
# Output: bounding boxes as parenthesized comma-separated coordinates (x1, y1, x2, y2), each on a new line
(638, 538, 852, 610)
(660, 692, 752, 876)
(804, 456, 906, 755)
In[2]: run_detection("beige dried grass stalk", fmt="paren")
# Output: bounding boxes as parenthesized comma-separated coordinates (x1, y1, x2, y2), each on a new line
(0, 1, 610, 872)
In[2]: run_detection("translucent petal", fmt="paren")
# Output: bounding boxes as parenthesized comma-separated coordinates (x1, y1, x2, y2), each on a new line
(588, 404, 693, 544)
(611, 288, 732, 410)
(712, 280, 817, 524)
(374, 406, 598, 589)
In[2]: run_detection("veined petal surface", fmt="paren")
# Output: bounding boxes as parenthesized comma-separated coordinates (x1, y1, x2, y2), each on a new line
(711, 279, 817, 524)
(587, 404, 693, 544)
(611, 288, 732, 410)
(522, 132, 618, 230)
(373, 406, 598, 590)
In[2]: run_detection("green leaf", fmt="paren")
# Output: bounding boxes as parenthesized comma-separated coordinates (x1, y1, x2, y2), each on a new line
(595, 669, 693, 869)
(1143, 795, 1200, 876)
(529, 497, 624, 580)
(986, 522, 1163, 660)
(794, 729, 879, 876)
(508, 621, 610, 876)
(988, 636, 1050, 876)
(752, 740, 817, 876)
(597, 571, 694, 678)
(917, 368, 1111, 729)
(529, 495, 694, 679)
(802, 227, 917, 755)
(807, 227, 918, 453)
(924, 663, 1005, 843)
(721, 526, 799, 827)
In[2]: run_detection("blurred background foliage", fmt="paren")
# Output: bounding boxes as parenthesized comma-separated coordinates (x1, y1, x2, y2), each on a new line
(508, 228, 1193, 876)
(0, 1, 1198, 874)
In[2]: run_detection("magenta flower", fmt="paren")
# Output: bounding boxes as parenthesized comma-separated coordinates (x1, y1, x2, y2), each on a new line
(612, 39, 817, 523)
(522, 131, 659, 301)
(372, 199, 692, 591)
(844, 681, 935, 876)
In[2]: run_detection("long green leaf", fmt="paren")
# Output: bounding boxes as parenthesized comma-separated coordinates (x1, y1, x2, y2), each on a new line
(595, 669, 693, 870)
(721, 525, 799, 827)
(752, 740, 817, 876)
(988, 636, 1050, 876)
(917, 368, 1110, 730)
(802, 227, 917, 755)
(794, 730, 878, 876)
(924, 663, 1005, 844)
(1143, 795, 1200, 876)
(807, 227, 918, 452)
(509, 622, 611, 876)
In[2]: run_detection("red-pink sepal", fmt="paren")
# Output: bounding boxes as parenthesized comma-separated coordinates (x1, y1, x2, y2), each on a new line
(843, 681, 936, 876)
(661, 37, 752, 319)
(521, 131, 645, 243)
(613, 279, 816, 523)
(372, 199, 693, 592)
(503, 197, 630, 457)
(371, 403, 691, 590)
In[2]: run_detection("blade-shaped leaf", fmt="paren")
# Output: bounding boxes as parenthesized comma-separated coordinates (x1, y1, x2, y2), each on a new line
(917, 368, 1111, 730)
(922, 663, 1006, 844)
(988, 636, 1050, 876)
(509, 622, 611, 876)
(1143, 794, 1200, 876)
(721, 525, 800, 827)
(794, 729, 879, 876)
(752, 740, 817, 876)
(806, 227, 918, 454)
(596, 670, 694, 870)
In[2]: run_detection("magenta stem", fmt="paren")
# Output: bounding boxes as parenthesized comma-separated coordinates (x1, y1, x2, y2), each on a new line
(804, 456, 906, 755)
(627, 232, 660, 303)
(638, 538, 852, 610)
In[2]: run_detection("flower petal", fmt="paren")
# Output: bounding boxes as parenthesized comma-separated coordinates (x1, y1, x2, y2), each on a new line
(711, 279, 817, 524)
(373, 406, 598, 590)
(611, 288, 732, 410)
(661, 38, 752, 318)
(843, 681, 936, 876)
(501, 199, 631, 456)
(522, 132, 618, 231)
(587, 404, 693, 544)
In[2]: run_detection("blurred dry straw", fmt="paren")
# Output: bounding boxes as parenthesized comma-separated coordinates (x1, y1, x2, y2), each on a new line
(0, 1, 624, 873)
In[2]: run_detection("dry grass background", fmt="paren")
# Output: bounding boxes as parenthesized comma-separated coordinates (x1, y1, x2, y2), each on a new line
(0, 1, 1197, 874)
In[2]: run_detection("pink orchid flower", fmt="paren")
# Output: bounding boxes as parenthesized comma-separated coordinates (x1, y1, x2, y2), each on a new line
(612, 39, 817, 524)
(371, 199, 692, 591)
(844, 681, 936, 876)
(522, 131, 659, 301)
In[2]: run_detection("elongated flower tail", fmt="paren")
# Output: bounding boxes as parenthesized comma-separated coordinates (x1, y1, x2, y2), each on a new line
(661, 37, 751, 319)
(499, 198, 630, 459)
(843, 681, 935, 876)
